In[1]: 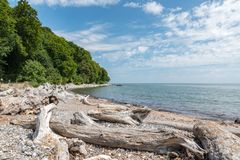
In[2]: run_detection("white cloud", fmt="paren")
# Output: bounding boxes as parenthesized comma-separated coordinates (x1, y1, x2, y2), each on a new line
(28, 0, 120, 6)
(123, 2, 141, 8)
(56, 0, 240, 76)
(138, 46, 148, 53)
(124, 1, 164, 15)
(143, 1, 164, 15)
(127, 0, 240, 69)
(55, 24, 119, 52)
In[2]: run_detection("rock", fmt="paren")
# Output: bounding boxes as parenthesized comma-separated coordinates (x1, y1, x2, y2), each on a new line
(234, 118, 240, 124)
(68, 138, 88, 157)
(168, 152, 179, 158)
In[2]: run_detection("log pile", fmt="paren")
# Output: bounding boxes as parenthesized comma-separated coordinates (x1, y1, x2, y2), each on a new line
(1, 83, 240, 160)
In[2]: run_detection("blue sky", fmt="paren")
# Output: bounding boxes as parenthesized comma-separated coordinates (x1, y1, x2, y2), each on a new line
(9, 0, 240, 83)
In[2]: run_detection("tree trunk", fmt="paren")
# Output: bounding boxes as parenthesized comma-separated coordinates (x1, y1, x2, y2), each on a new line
(33, 104, 70, 160)
(193, 122, 240, 160)
(50, 121, 205, 159)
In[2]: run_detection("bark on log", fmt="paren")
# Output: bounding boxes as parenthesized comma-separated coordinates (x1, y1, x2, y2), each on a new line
(193, 122, 240, 160)
(50, 121, 205, 159)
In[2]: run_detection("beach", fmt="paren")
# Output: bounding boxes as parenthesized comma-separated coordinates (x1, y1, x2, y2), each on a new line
(0, 83, 240, 160)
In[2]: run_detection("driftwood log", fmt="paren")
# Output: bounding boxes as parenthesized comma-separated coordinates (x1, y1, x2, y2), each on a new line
(88, 110, 139, 125)
(84, 155, 116, 160)
(33, 103, 70, 160)
(50, 111, 205, 159)
(194, 122, 240, 160)
(82, 95, 96, 106)
(97, 104, 129, 111)
(33, 104, 89, 160)
(147, 119, 240, 137)
(70, 112, 99, 127)
(51, 122, 204, 159)
(9, 111, 205, 159)
(87, 108, 151, 125)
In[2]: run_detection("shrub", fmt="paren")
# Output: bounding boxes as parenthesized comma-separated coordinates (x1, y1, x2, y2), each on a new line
(17, 60, 46, 86)
(46, 67, 62, 84)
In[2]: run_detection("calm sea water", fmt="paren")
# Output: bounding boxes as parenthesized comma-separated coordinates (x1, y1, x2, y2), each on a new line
(74, 83, 240, 120)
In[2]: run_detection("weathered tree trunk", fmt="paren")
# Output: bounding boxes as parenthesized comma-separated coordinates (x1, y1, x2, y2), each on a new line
(147, 120, 240, 137)
(193, 122, 240, 160)
(84, 155, 116, 160)
(33, 104, 70, 160)
(88, 110, 140, 125)
(97, 104, 129, 111)
(87, 108, 151, 125)
(70, 112, 99, 127)
(50, 121, 205, 159)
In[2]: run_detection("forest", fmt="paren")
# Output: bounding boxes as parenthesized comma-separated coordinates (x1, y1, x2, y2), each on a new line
(0, 0, 110, 86)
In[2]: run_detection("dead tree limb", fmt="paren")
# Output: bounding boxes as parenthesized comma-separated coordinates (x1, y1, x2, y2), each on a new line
(194, 122, 240, 160)
(33, 104, 70, 160)
(50, 121, 205, 159)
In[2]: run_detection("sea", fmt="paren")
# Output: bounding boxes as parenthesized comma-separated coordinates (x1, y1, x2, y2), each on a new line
(73, 83, 240, 120)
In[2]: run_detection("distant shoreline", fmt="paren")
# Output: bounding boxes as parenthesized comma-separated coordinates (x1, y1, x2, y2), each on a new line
(72, 83, 237, 121)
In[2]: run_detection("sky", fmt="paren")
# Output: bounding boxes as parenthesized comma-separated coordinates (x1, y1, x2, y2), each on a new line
(9, 0, 240, 83)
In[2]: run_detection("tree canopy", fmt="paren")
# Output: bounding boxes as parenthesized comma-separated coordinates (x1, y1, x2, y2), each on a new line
(0, 0, 110, 85)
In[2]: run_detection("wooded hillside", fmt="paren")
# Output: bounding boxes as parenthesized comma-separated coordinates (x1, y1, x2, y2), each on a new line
(0, 0, 110, 86)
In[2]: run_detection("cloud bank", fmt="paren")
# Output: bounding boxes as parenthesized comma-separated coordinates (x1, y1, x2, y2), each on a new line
(55, 0, 240, 82)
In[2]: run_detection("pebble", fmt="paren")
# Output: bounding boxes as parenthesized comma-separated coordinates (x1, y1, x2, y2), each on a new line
(0, 124, 53, 160)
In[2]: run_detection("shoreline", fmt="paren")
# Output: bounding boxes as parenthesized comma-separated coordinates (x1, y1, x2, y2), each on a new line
(71, 86, 233, 122)
(0, 83, 239, 159)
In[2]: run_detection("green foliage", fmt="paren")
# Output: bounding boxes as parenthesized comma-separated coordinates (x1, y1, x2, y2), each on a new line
(17, 60, 46, 86)
(14, 0, 41, 53)
(0, 0, 110, 85)
(46, 68, 62, 84)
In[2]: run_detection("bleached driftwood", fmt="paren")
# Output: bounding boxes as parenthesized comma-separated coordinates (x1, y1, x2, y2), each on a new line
(147, 120, 194, 132)
(82, 95, 96, 106)
(0, 97, 38, 115)
(9, 110, 205, 158)
(194, 122, 240, 160)
(33, 104, 70, 160)
(87, 108, 151, 125)
(131, 108, 151, 123)
(147, 120, 240, 137)
(70, 112, 99, 127)
(50, 121, 205, 159)
(84, 155, 116, 160)
(0, 88, 15, 97)
(87, 110, 139, 125)
(97, 104, 129, 111)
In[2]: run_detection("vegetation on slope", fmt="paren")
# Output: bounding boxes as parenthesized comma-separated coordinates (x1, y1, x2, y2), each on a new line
(0, 0, 110, 86)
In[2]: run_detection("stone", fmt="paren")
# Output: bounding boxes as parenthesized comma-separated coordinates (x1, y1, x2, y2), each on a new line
(234, 118, 240, 124)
